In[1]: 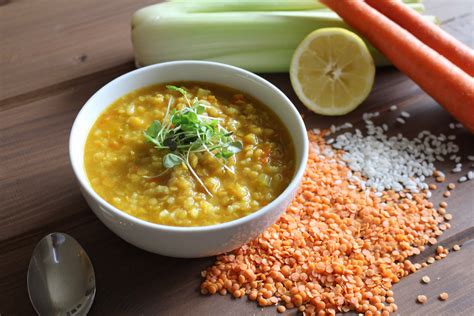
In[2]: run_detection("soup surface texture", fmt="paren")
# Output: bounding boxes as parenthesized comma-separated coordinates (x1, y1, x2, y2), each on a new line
(84, 83, 295, 226)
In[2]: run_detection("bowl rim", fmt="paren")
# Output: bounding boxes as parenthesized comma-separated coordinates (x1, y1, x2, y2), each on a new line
(69, 60, 308, 233)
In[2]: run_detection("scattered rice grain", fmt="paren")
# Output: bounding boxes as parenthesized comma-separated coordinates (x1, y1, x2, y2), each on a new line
(458, 176, 467, 183)
(396, 117, 406, 124)
(421, 276, 430, 284)
(468, 171, 474, 180)
(400, 111, 411, 118)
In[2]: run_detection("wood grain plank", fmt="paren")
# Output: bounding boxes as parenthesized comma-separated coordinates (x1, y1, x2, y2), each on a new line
(1, 66, 473, 243)
(0, 0, 158, 101)
(393, 239, 474, 315)
(428, 0, 474, 47)
(425, 0, 474, 25)
(1, 67, 473, 315)
(1, 0, 472, 106)
(2, 230, 474, 315)
(0, 65, 134, 241)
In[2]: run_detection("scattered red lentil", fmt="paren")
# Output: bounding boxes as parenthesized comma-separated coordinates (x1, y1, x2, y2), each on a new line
(440, 201, 448, 208)
(447, 183, 456, 190)
(443, 191, 451, 198)
(201, 132, 446, 314)
(232, 290, 242, 298)
(277, 305, 286, 313)
(436, 176, 445, 183)
(439, 292, 449, 301)
(429, 184, 437, 190)
(417, 295, 428, 304)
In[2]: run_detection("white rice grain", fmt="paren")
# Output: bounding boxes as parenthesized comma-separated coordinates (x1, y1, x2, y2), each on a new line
(400, 111, 411, 118)
(330, 115, 460, 193)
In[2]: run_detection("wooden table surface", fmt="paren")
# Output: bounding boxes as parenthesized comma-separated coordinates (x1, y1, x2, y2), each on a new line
(1, 0, 473, 315)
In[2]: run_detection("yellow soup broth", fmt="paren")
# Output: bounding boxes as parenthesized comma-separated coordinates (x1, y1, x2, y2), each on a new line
(84, 83, 295, 226)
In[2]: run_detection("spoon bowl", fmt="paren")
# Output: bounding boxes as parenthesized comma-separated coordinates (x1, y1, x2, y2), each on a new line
(27, 233, 96, 316)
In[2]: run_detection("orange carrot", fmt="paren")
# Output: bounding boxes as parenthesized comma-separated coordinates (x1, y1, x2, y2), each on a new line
(320, 0, 474, 132)
(366, 0, 474, 77)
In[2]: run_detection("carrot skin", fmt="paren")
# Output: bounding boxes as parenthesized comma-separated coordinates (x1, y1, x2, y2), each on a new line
(320, 0, 474, 132)
(366, 0, 474, 77)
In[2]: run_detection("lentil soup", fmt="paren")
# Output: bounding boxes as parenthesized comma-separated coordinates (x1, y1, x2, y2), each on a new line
(84, 82, 295, 227)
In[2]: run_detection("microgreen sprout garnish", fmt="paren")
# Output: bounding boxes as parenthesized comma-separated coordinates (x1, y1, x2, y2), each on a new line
(143, 85, 243, 196)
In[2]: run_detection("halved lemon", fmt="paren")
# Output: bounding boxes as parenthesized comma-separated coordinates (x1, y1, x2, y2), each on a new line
(290, 28, 375, 116)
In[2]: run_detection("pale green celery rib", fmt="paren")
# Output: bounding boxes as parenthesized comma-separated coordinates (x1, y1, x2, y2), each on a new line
(132, 2, 434, 72)
(168, 0, 423, 13)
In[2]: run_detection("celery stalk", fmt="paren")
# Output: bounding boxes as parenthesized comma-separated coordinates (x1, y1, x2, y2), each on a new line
(132, 1, 434, 71)
(169, 0, 424, 12)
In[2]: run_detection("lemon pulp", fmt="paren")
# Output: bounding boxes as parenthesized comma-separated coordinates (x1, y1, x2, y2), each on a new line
(290, 28, 375, 116)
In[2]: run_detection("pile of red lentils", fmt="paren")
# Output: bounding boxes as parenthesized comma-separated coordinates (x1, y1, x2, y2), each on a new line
(201, 132, 450, 315)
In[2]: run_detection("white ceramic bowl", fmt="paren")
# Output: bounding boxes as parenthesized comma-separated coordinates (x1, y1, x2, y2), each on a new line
(70, 61, 308, 258)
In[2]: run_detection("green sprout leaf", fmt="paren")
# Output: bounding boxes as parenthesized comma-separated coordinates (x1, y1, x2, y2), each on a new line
(216, 150, 233, 159)
(163, 153, 183, 169)
(166, 85, 188, 97)
(227, 141, 243, 154)
(195, 104, 205, 114)
(145, 120, 161, 138)
(143, 86, 244, 196)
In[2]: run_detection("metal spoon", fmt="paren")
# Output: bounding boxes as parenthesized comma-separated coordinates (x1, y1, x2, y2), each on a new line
(27, 233, 96, 316)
